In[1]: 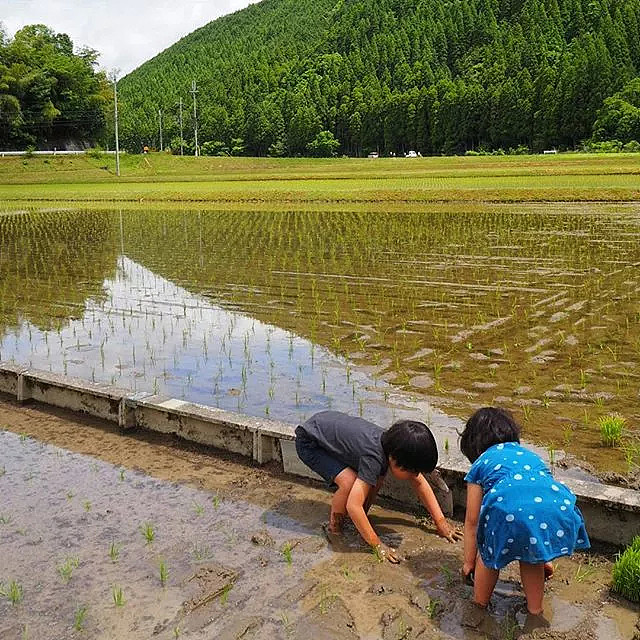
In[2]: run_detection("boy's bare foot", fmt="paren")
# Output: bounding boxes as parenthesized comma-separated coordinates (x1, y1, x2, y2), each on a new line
(544, 562, 554, 581)
(329, 511, 345, 534)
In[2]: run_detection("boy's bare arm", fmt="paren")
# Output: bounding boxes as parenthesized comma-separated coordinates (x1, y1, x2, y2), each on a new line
(346, 478, 399, 562)
(410, 473, 463, 543)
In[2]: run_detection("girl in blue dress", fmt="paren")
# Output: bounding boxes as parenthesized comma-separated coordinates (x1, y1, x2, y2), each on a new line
(460, 407, 590, 615)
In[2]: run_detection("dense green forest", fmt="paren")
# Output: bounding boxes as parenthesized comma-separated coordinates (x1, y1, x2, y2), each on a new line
(0, 24, 110, 150)
(118, 0, 640, 155)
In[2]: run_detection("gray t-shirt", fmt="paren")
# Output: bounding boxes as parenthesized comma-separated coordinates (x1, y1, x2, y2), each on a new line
(299, 411, 388, 486)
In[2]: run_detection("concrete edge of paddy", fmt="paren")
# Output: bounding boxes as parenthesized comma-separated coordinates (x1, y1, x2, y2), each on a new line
(0, 360, 638, 547)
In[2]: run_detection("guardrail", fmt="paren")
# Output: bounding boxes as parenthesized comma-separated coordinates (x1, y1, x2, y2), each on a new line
(0, 150, 118, 157)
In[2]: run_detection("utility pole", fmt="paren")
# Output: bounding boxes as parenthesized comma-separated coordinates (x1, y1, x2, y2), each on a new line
(158, 108, 163, 151)
(178, 97, 184, 156)
(112, 70, 121, 177)
(191, 79, 199, 157)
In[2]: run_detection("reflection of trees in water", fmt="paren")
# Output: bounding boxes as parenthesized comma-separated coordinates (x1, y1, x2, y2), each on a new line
(0, 210, 118, 334)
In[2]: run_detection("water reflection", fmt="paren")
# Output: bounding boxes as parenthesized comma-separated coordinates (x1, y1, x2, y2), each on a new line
(2, 255, 401, 424)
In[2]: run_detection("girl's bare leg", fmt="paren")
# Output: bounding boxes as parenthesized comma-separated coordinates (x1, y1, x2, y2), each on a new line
(329, 467, 358, 533)
(473, 552, 499, 608)
(519, 562, 545, 615)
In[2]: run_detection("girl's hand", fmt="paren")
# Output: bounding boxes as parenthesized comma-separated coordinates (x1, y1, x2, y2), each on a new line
(436, 517, 463, 543)
(461, 562, 475, 584)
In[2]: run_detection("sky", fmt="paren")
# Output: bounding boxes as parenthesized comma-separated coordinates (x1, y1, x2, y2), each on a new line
(1, 0, 257, 75)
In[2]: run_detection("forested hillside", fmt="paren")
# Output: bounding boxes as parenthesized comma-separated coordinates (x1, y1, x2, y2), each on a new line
(123, 0, 640, 154)
(0, 25, 109, 150)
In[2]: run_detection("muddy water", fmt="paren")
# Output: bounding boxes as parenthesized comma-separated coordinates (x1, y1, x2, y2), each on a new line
(1, 406, 639, 640)
(1, 203, 639, 472)
(0, 429, 330, 639)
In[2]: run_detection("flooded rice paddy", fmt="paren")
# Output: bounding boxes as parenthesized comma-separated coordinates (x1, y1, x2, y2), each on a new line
(1, 203, 639, 472)
(1, 414, 638, 640)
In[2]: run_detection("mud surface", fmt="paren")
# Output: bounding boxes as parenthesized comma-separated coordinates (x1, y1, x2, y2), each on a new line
(1, 398, 639, 639)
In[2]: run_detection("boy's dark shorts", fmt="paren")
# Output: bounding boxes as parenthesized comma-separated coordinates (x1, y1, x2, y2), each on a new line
(295, 426, 348, 488)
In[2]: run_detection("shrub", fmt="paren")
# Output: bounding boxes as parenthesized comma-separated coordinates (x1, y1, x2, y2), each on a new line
(612, 536, 640, 602)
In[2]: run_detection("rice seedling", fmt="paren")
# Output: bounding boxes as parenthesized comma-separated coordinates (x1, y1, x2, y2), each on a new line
(211, 492, 221, 509)
(193, 500, 205, 516)
(192, 542, 214, 561)
(220, 583, 233, 605)
(281, 542, 293, 565)
(574, 559, 596, 583)
(0, 580, 23, 605)
(0, 513, 11, 524)
(612, 536, 640, 602)
(427, 597, 441, 619)
(73, 605, 88, 631)
(141, 522, 155, 544)
(109, 541, 121, 563)
(159, 559, 169, 587)
(599, 414, 625, 447)
(547, 444, 556, 466)
(57, 556, 80, 583)
(112, 585, 125, 607)
(83, 500, 92, 512)
(440, 565, 455, 587)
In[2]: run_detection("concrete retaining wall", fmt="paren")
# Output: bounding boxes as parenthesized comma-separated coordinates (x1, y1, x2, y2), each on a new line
(1, 361, 638, 547)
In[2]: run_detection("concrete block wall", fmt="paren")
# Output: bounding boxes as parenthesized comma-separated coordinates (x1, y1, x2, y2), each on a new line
(1, 361, 638, 547)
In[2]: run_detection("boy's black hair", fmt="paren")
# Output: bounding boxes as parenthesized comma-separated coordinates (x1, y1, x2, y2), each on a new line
(380, 420, 438, 474)
(460, 407, 520, 463)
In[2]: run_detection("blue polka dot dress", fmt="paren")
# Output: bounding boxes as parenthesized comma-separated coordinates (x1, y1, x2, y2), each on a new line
(465, 442, 590, 569)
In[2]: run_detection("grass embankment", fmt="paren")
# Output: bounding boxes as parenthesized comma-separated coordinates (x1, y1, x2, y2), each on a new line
(0, 153, 638, 204)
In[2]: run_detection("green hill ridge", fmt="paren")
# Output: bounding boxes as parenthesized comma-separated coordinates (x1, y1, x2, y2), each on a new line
(119, 0, 640, 155)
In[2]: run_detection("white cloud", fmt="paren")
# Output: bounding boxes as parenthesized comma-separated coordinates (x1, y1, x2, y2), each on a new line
(1, 0, 257, 74)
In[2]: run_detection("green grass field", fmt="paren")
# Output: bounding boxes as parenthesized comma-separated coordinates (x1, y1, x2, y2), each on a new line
(0, 152, 638, 204)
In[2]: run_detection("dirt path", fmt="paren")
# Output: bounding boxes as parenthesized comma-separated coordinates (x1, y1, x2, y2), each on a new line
(0, 396, 638, 640)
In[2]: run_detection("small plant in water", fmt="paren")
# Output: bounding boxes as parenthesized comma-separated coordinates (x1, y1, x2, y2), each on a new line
(612, 536, 640, 603)
(57, 556, 80, 583)
(281, 542, 293, 565)
(427, 597, 441, 619)
(73, 605, 88, 631)
(112, 585, 125, 607)
(444, 438, 450, 453)
(83, 500, 92, 512)
(141, 522, 155, 544)
(193, 500, 205, 516)
(159, 559, 169, 587)
(109, 542, 121, 563)
(547, 444, 556, 466)
(220, 583, 233, 605)
(599, 414, 625, 447)
(0, 580, 23, 605)
(440, 565, 455, 587)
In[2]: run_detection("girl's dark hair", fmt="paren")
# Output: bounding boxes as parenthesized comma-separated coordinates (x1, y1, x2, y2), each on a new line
(381, 420, 438, 474)
(460, 407, 520, 462)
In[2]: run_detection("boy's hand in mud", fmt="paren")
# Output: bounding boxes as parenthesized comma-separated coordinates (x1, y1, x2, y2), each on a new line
(436, 518, 463, 543)
(372, 543, 401, 564)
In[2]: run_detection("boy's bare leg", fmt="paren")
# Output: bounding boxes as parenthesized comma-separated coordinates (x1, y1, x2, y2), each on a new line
(472, 553, 499, 608)
(330, 467, 358, 533)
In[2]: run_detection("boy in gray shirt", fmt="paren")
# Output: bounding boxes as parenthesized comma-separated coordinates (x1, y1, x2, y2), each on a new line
(296, 411, 461, 561)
